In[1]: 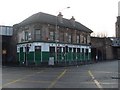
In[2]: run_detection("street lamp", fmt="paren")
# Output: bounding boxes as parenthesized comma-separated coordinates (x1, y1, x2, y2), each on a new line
(55, 7, 70, 65)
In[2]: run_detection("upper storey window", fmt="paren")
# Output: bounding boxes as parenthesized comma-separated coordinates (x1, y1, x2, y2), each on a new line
(49, 31, 55, 41)
(18, 30, 31, 43)
(34, 29, 41, 41)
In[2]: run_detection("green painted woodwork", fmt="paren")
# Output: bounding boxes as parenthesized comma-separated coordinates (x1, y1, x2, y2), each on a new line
(17, 42, 92, 65)
(42, 52, 49, 62)
(80, 54, 84, 61)
(67, 52, 73, 62)
(27, 52, 34, 63)
(17, 53, 19, 62)
(19, 48, 24, 64)
(77, 53, 81, 61)
(35, 51, 41, 64)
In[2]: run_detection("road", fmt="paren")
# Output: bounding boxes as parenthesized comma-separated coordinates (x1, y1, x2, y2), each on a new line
(2, 60, 119, 89)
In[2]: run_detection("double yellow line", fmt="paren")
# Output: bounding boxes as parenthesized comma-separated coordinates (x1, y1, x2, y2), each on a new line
(47, 69, 67, 89)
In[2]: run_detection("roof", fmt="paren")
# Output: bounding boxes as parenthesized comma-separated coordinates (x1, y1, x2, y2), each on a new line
(16, 12, 93, 33)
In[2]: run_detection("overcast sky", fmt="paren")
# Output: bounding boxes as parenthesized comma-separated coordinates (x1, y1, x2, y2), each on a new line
(0, 0, 119, 36)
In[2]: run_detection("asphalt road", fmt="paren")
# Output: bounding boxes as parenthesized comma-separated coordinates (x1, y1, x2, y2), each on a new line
(1, 60, 119, 89)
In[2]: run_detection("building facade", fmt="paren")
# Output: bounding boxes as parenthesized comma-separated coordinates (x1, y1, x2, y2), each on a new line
(116, 1, 120, 37)
(111, 37, 120, 59)
(116, 16, 120, 38)
(91, 37, 114, 61)
(0, 25, 13, 65)
(114, 1, 120, 60)
(91, 37, 120, 61)
(13, 12, 93, 66)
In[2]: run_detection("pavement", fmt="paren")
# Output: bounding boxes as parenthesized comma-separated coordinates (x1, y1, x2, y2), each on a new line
(1, 60, 119, 89)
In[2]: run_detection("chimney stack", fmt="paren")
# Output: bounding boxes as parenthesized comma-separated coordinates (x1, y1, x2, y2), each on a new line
(118, 1, 120, 16)
(70, 16, 75, 26)
(57, 12, 63, 23)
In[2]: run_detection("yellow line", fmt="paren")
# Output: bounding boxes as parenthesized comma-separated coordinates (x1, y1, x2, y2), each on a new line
(48, 69, 67, 89)
(88, 70, 95, 79)
(88, 70, 103, 90)
(20, 80, 51, 83)
(2, 77, 26, 88)
(1, 70, 44, 88)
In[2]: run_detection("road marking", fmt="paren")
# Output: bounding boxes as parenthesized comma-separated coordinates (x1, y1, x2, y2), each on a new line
(88, 70, 103, 90)
(47, 69, 67, 89)
(20, 80, 51, 83)
(1, 70, 44, 88)
(94, 79, 102, 88)
(1, 77, 26, 88)
(88, 70, 95, 80)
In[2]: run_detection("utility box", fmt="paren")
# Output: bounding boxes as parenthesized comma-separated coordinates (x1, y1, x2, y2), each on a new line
(48, 57, 54, 65)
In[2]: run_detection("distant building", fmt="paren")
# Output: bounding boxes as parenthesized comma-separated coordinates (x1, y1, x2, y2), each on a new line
(113, 1, 120, 59)
(111, 37, 120, 59)
(0, 25, 13, 65)
(116, 16, 120, 38)
(91, 36, 120, 61)
(91, 37, 114, 61)
(13, 12, 93, 66)
(91, 1, 120, 61)
(116, 1, 120, 37)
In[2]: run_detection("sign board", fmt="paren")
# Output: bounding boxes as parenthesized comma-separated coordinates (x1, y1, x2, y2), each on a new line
(111, 38, 120, 47)
(2, 50, 6, 55)
(48, 57, 54, 65)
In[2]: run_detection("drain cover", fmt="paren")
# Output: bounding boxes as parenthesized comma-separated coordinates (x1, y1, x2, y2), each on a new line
(111, 77, 120, 79)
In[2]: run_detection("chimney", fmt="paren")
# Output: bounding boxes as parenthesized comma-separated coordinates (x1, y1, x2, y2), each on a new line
(118, 1, 120, 16)
(70, 16, 75, 26)
(57, 12, 63, 23)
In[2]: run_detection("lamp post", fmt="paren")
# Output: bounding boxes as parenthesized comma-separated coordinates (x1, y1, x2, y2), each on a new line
(55, 7, 70, 65)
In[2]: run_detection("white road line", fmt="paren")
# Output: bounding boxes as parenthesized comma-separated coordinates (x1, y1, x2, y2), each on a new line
(88, 70, 103, 90)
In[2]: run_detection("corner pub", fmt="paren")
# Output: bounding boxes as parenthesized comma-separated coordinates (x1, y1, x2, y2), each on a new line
(13, 12, 93, 66)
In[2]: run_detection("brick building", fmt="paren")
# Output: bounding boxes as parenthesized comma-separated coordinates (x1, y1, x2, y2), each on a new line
(91, 37, 120, 61)
(116, 1, 120, 38)
(91, 1, 120, 61)
(91, 37, 115, 61)
(0, 25, 14, 65)
(13, 12, 93, 66)
(116, 16, 120, 38)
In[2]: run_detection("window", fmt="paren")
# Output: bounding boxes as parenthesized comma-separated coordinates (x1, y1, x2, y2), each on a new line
(77, 48, 80, 53)
(86, 49, 88, 54)
(49, 31, 55, 41)
(84, 36, 87, 44)
(80, 35, 84, 43)
(60, 32, 64, 42)
(73, 48, 76, 53)
(87, 35, 90, 44)
(65, 33, 68, 42)
(50, 47, 55, 57)
(35, 46, 41, 52)
(68, 35, 72, 43)
(1, 26, 6, 35)
(77, 35, 80, 43)
(34, 29, 41, 41)
(18, 32, 22, 42)
(82, 48, 84, 54)
(69, 48, 72, 52)
(25, 31, 29, 41)
(85, 49, 89, 57)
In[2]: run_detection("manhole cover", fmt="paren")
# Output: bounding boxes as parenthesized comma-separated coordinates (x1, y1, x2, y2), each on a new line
(111, 76, 120, 79)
